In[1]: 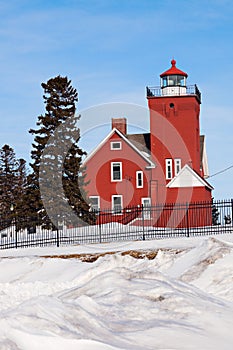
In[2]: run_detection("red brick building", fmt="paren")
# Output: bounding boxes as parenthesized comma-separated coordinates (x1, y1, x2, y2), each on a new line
(83, 60, 213, 225)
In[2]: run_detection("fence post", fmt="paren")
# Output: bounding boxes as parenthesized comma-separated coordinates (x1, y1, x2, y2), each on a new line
(56, 227, 59, 247)
(186, 202, 190, 237)
(99, 211, 102, 243)
(142, 204, 145, 240)
(13, 216, 18, 249)
(231, 199, 233, 226)
(15, 227, 18, 249)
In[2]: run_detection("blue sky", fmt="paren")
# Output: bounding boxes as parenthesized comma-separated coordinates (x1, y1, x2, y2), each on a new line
(0, 0, 233, 199)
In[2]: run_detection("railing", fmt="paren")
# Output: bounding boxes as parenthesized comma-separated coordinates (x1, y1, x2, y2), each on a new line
(0, 199, 232, 249)
(146, 84, 201, 103)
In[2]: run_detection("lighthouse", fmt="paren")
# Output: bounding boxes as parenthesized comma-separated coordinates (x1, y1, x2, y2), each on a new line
(146, 59, 212, 204)
(147, 59, 202, 175)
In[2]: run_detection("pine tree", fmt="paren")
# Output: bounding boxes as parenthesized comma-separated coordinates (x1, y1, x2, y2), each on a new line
(28, 75, 93, 228)
(211, 198, 220, 225)
(0, 145, 27, 227)
(0, 145, 16, 221)
(14, 158, 28, 226)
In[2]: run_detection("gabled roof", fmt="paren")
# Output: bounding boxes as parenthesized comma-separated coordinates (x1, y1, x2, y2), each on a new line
(126, 133, 151, 155)
(82, 128, 155, 168)
(166, 164, 213, 190)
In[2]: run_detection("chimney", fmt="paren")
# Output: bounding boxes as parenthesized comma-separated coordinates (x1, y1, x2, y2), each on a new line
(112, 117, 127, 135)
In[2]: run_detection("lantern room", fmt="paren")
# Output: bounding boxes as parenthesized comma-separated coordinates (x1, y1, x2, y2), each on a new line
(160, 59, 188, 96)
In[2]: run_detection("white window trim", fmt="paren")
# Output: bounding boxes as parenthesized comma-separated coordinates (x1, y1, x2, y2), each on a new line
(110, 141, 122, 150)
(141, 197, 151, 220)
(89, 196, 100, 212)
(174, 158, 181, 176)
(141, 197, 151, 206)
(165, 159, 173, 180)
(111, 162, 122, 182)
(112, 195, 123, 215)
(136, 171, 144, 188)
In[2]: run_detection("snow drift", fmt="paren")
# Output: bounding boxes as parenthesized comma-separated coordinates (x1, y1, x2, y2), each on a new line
(0, 234, 233, 349)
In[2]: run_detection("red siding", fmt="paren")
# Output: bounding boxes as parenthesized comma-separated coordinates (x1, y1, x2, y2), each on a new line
(84, 132, 152, 210)
(149, 95, 201, 175)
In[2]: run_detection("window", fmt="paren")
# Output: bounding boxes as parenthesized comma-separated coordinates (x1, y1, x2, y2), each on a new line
(110, 141, 122, 150)
(111, 162, 122, 181)
(174, 159, 181, 176)
(162, 77, 168, 87)
(136, 171, 143, 188)
(112, 195, 122, 214)
(165, 159, 173, 179)
(142, 197, 151, 220)
(89, 196, 100, 212)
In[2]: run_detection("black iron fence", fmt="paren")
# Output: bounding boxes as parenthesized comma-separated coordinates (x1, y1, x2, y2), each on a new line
(0, 199, 232, 250)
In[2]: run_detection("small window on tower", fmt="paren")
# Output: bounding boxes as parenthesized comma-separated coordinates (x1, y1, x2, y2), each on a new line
(170, 103, 174, 108)
(174, 159, 181, 176)
(162, 77, 168, 87)
(168, 76, 176, 86)
(136, 171, 143, 188)
(165, 159, 173, 180)
(177, 76, 185, 86)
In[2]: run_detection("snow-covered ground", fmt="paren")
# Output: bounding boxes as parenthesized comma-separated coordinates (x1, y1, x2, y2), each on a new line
(0, 234, 233, 349)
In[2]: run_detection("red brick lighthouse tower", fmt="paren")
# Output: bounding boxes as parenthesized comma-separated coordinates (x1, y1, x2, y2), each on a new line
(147, 59, 212, 204)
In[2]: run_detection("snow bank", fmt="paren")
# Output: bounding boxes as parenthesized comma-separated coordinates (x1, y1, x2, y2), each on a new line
(0, 234, 233, 349)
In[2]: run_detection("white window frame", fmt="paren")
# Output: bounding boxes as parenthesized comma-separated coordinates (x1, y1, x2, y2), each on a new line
(111, 162, 122, 182)
(110, 141, 122, 150)
(112, 195, 123, 215)
(141, 197, 151, 220)
(89, 196, 100, 213)
(174, 158, 181, 176)
(165, 159, 173, 180)
(136, 171, 143, 188)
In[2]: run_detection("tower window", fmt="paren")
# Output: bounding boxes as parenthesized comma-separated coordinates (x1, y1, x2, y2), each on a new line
(136, 171, 143, 188)
(165, 159, 173, 179)
(170, 103, 174, 108)
(174, 159, 181, 176)
(162, 77, 168, 87)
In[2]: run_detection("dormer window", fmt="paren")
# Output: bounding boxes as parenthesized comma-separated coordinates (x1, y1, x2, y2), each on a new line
(110, 141, 122, 150)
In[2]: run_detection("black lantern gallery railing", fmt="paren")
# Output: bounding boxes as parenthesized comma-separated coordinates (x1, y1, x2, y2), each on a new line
(146, 84, 201, 103)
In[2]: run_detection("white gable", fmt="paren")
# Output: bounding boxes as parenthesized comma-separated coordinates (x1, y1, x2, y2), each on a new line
(167, 164, 213, 189)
